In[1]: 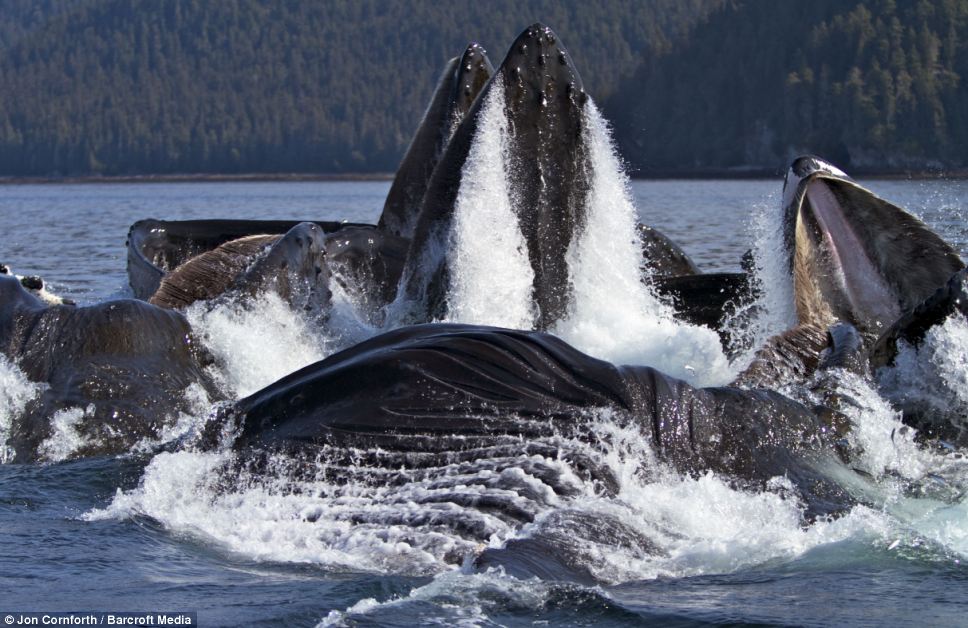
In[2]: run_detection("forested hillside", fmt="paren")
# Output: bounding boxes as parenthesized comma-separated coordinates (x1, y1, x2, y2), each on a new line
(2, 0, 965, 177)
(605, 0, 968, 174)
(0, 0, 714, 176)
(0, 0, 77, 48)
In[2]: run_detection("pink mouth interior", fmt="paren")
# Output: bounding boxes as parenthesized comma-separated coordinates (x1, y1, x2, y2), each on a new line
(803, 179, 900, 331)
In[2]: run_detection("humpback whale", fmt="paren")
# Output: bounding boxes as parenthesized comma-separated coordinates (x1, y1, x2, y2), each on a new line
(400, 24, 590, 329)
(212, 323, 852, 519)
(0, 275, 221, 462)
(733, 156, 968, 430)
(148, 221, 332, 312)
(782, 156, 963, 336)
(129, 219, 408, 317)
(378, 44, 493, 240)
(126, 218, 370, 300)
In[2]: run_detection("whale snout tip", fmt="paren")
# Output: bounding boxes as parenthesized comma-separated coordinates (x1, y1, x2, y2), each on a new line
(783, 155, 850, 208)
(787, 155, 850, 183)
(464, 42, 486, 57)
(788, 155, 827, 180)
(520, 23, 560, 46)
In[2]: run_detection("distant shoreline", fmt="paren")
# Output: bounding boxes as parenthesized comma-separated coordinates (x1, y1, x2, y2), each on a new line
(630, 167, 968, 181)
(0, 172, 396, 185)
(0, 168, 966, 185)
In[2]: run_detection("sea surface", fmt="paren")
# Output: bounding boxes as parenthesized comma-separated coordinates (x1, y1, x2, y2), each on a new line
(1, 178, 968, 626)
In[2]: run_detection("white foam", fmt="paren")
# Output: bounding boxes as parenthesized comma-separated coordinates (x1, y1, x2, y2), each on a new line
(878, 314, 968, 429)
(86, 408, 893, 586)
(0, 356, 42, 463)
(445, 83, 536, 329)
(319, 269, 385, 348)
(556, 103, 731, 386)
(131, 383, 215, 453)
(785, 367, 968, 561)
(186, 292, 331, 398)
(724, 188, 796, 369)
(317, 568, 553, 627)
(38, 404, 94, 462)
(86, 449, 513, 574)
(609, 474, 885, 580)
(509, 414, 887, 583)
(830, 371, 926, 479)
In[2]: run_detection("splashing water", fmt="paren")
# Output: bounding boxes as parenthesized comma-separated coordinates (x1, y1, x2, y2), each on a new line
(86, 408, 894, 587)
(317, 267, 385, 351)
(0, 356, 41, 463)
(556, 103, 731, 386)
(318, 568, 560, 627)
(878, 314, 968, 428)
(186, 292, 332, 398)
(724, 189, 796, 369)
(132, 382, 216, 454)
(37, 404, 95, 462)
(445, 83, 536, 329)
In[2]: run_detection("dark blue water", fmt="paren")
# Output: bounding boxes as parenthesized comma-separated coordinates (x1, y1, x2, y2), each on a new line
(2, 179, 968, 626)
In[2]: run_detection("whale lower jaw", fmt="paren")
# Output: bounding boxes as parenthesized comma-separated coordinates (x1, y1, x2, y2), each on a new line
(785, 159, 963, 337)
(794, 178, 901, 334)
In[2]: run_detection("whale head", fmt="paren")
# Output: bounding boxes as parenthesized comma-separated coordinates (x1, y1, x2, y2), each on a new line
(782, 156, 963, 337)
(378, 43, 494, 240)
(401, 24, 590, 329)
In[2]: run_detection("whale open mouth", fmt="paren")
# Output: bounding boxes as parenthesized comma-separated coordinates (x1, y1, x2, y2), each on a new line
(793, 177, 901, 333)
(784, 157, 963, 336)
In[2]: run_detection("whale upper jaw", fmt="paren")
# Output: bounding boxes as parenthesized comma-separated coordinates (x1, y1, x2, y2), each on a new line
(783, 156, 963, 336)
(378, 43, 493, 241)
(498, 23, 589, 329)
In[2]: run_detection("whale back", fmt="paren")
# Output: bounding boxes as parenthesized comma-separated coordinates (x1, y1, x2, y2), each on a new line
(223, 323, 845, 519)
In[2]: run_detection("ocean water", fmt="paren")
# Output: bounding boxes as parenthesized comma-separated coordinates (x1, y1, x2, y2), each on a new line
(1, 173, 968, 627)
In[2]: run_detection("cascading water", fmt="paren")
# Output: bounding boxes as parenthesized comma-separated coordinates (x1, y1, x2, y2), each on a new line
(0, 356, 40, 463)
(185, 292, 334, 398)
(556, 102, 731, 386)
(724, 189, 797, 370)
(444, 83, 536, 329)
(85, 406, 888, 583)
(878, 314, 968, 427)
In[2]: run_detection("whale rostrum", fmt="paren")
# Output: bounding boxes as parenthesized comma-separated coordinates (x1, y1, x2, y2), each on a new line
(400, 24, 590, 329)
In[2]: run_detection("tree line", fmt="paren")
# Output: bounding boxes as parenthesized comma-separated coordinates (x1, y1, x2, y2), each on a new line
(0, 0, 964, 176)
(605, 0, 968, 173)
(0, 0, 713, 176)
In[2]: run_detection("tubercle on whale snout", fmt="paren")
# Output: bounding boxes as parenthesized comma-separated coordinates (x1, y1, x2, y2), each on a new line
(501, 23, 586, 112)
